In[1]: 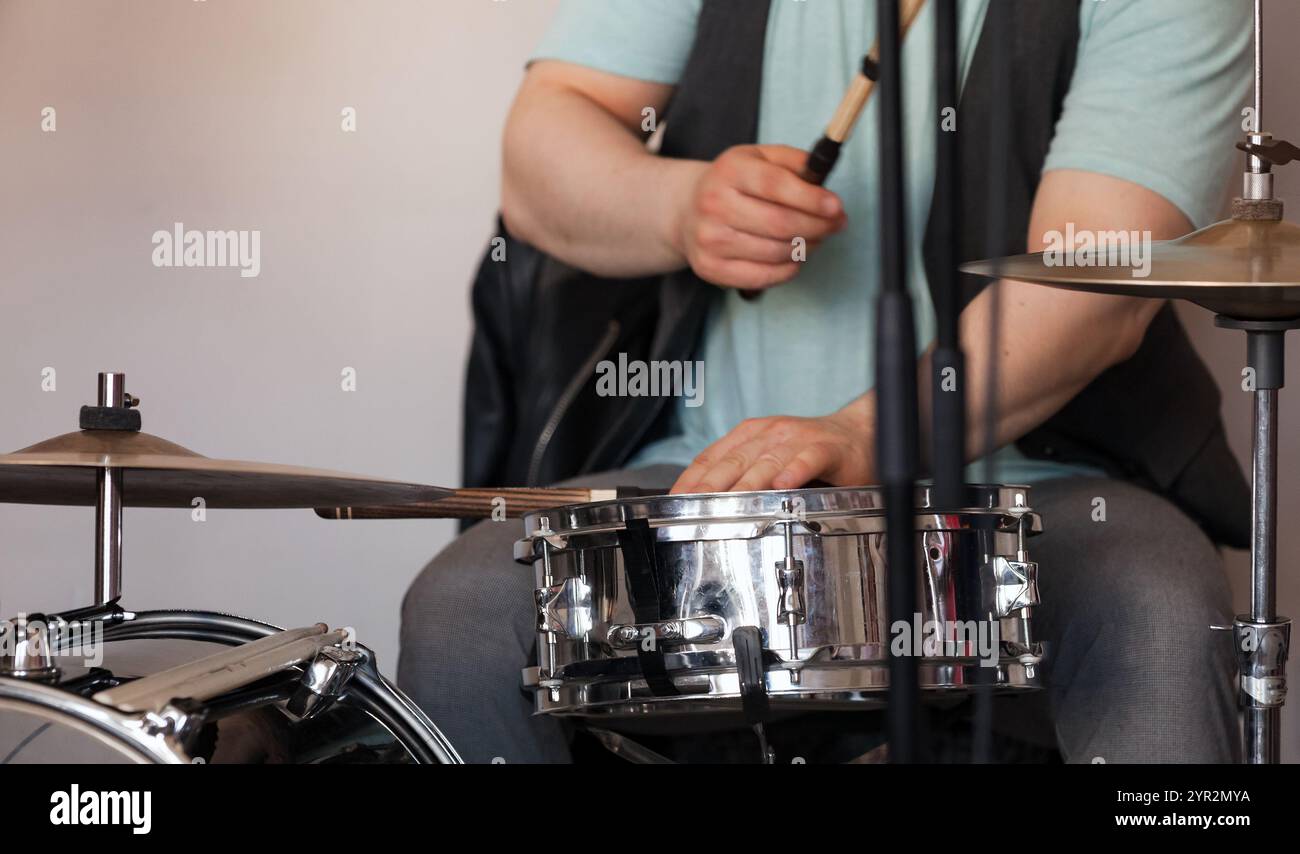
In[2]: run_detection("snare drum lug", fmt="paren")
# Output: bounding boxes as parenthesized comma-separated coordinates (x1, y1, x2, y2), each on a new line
(986, 557, 1040, 618)
(534, 577, 593, 639)
(774, 558, 807, 627)
(287, 645, 364, 719)
(775, 503, 808, 660)
(533, 521, 564, 682)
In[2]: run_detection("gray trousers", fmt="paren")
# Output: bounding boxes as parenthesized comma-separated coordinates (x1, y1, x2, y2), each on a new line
(398, 467, 1239, 763)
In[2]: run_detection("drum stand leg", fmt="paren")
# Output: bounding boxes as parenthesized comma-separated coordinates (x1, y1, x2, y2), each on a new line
(1215, 317, 1296, 764)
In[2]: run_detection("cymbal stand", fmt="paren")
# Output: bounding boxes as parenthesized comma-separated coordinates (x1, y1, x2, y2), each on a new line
(1212, 1, 1292, 765)
(1214, 316, 1294, 764)
(86, 372, 140, 606)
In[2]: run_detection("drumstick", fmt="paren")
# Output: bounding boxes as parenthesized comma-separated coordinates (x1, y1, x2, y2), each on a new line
(742, 0, 927, 301)
(316, 486, 639, 520)
(797, 55, 880, 186)
(799, 0, 927, 186)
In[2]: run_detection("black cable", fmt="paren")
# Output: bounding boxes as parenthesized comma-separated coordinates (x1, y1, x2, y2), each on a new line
(875, 0, 923, 764)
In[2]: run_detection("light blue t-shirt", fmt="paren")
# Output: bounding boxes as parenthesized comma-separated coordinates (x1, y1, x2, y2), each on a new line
(532, 0, 1251, 483)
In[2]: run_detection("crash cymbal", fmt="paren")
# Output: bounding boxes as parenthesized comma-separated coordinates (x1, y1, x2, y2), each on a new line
(0, 429, 449, 509)
(961, 217, 1300, 320)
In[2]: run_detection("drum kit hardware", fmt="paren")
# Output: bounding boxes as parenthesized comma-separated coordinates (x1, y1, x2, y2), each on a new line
(0, 372, 460, 763)
(962, 1, 1294, 766)
(4, 7, 1297, 768)
(326, 481, 1046, 763)
(513, 485, 1044, 719)
(267, 3, 1300, 766)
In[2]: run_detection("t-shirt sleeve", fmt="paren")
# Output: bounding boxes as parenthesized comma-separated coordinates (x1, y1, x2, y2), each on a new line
(1042, 0, 1253, 228)
(530, 0, 703, 85)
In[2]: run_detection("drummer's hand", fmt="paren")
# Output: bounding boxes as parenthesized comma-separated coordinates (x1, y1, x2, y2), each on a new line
(670, 406, 873, 495)
(671, 144, 847, 292)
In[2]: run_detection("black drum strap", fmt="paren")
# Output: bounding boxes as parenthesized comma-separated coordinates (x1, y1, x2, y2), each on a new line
(616, 518, 679, 696)
(731, 625, 771, 725)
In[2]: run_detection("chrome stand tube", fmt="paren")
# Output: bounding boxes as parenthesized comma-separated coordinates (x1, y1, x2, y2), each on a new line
(1241, 387, 1286, 765)
(94, 372, 126, 605)
(1216, 318, 1295, 765)
(1252, 389, 1278, 626)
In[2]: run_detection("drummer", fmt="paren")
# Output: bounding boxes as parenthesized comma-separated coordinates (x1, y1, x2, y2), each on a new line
(401, 0, 1252, 763)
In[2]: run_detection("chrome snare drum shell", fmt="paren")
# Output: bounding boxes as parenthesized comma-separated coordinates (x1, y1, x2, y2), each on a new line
(516, 485, 1044, 718)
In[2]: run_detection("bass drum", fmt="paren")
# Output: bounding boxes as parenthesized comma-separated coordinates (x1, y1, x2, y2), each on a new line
(0, 609, 460, 764)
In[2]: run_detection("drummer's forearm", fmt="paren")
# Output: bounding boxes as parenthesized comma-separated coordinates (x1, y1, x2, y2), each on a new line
(837, 289, 1158, 475)
(501, 61, 694, 277)
(941, 169, 1196, 458)
(841, 169, 1196, 469)
(937, 284, 1162, 463)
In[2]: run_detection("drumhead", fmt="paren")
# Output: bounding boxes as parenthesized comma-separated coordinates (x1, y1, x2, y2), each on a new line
(518, 484, 1035, 547)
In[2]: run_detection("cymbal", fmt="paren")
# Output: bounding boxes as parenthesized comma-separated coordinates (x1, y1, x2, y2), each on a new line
(0, 429, 450, 509)
(960, 217, 1300, 320)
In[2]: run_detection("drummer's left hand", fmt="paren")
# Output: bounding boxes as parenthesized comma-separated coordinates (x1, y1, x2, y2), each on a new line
(670, 404, 874, 494)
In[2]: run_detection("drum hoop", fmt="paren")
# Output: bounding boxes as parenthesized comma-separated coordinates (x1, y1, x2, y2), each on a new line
(520, 483, 1032, 534)
(516, 485, 1038, 557)
(0, 679, 183, 764)
(101, 610, 462, 765)
(26, 608, 461, 764)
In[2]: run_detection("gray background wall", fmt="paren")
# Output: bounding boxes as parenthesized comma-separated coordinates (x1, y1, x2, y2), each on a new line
(1, 0, 1295, 761)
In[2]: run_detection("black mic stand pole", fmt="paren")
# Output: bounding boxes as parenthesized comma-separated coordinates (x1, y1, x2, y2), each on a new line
(875, 0, 924, 764)
(930, 0, 965, 510)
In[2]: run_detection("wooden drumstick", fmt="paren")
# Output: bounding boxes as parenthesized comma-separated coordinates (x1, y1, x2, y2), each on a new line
(802, 0, 928, 184)
(741, 0, 927, 301)
(315, 486, 628, 520)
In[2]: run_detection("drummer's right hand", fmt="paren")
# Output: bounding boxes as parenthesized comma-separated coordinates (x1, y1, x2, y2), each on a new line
(670, 145, 846, 292)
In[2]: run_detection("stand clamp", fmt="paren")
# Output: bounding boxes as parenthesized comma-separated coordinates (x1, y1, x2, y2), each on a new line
(1233, 617, 1291, 709)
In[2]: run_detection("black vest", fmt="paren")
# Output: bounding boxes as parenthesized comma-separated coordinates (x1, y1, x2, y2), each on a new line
(461, 0, 1249, 547)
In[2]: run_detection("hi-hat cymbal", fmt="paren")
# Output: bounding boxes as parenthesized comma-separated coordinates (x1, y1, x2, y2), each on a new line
(0, 429, 449, 509)
(961, 217, 1300, 320)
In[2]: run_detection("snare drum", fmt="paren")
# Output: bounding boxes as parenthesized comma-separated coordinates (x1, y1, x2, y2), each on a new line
(517, 485, 1043, 717)
(0, 609, 460, 763)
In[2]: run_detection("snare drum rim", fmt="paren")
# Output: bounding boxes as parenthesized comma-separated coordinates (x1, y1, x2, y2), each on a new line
(525, 483, 1030, 527)
(516, 484, 1038, 558)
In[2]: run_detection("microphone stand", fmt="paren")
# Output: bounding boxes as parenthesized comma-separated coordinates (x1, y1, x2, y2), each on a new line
(930, 0, 965, 511)
(875, 0, 924, 764)
(929, 0, 994, 765)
